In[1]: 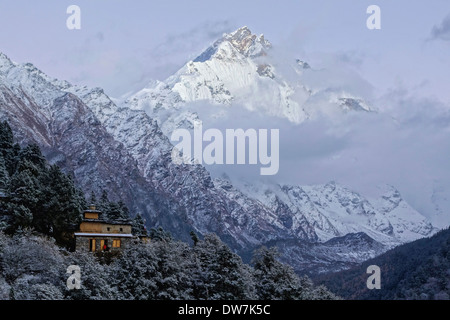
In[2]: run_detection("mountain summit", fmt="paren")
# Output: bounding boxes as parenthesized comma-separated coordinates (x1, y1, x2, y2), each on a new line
(193, 26, 271, 62)
(125, 26, 371, 135)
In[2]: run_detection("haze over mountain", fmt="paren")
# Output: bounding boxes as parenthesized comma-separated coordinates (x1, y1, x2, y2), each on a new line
(123, 26, 450, 230)
(0, 26, 446, 274)
(125, 26, 372, 134)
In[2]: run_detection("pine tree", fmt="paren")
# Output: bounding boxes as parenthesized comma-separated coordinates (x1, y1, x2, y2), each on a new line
(150, 226, 172, 242)
(105, 202, 122, 221)
(110, 243, 158, 300)
(252, 246, 301, 300)
(0, 121, 17, 175)
(117, 200, 130, 219)
(0, 125, 84, 244)
(132, 214, 148, 237)
(192, 233, 256, 300)
(151, 240, 194, 299)
(98, 189, 109, 214)
(97, 189, 114, 221)
(0, 121, 14, 152)
(9, 204, 33, 231)
(41, 165, 84, 246)
(0, 156, 9, 190)
(190, 230, 199, 246)
(17, 144, 46, 173)
(88, 191, 97, 206)
(8, 143, 47, 217)
(8, 167, 42, 219)
(0, 155, 11, 232)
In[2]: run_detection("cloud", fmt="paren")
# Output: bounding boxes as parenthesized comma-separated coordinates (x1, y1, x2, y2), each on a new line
(61, 20, 238, 98)
(431, 14, 450, 41)
(158, 20, 234, 51)
(335, 51, 366, 69)
(150, 20, 235, 68)
(181, 82, 450, 227)
(108, 20, 237, 98)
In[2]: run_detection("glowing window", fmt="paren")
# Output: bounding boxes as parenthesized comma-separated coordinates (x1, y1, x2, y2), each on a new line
(112, 239, 121, 248)
(90, 239, 96, 252)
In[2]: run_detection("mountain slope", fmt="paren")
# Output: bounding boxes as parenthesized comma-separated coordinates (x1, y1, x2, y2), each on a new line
(235, 181, 436, 246)
(0, 53, 162, 224)
(262, 232, 387, 275)
(314, 227, 450, 300)
(217, 178, 437, 274)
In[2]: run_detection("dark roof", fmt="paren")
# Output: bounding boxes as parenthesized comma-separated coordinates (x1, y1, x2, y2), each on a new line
(81, 206, 132, 225)
(82, 217, 132, 226)
(84, 209, 102, 214)
(106, 218, 132, 226)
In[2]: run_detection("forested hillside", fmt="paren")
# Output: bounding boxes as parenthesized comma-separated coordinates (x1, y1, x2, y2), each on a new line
(314, 227, 450, 300)
(0, 120, 85, 246)
(0, 229, 339, 300)
(0, 121, 136, 249)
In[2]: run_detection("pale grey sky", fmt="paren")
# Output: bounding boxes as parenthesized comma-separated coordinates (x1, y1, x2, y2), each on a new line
(0, 0, 449, 103)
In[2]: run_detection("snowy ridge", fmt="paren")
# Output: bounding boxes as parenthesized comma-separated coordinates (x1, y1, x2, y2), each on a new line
(0, 53, 70, 111)
(124, 26, 372, 136)
(222, 180, 437, 249)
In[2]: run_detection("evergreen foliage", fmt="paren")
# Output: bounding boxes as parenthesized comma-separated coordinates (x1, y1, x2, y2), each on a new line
(93, 189, 130, 222)
(0, 122, 85, 247)
(131, 213, 148, 237)
(0, 229, 337, 300)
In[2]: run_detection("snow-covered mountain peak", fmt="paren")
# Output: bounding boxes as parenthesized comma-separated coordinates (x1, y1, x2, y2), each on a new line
(222, 26, 271, 58)
(235, 180, 437, 246)
(192, 26, 271, 63)
(0, 52, 15, 73)
(0, 53, 73, 110)
(0, 51, 71, 90)
(0, 52, 13, 68)
(0, 51, 10, 61)
(124, 26, 376, 135)
(124, 27, 313, 132)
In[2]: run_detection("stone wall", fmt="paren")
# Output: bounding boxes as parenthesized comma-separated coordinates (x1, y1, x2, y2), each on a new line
(75, 235, 134, 252)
